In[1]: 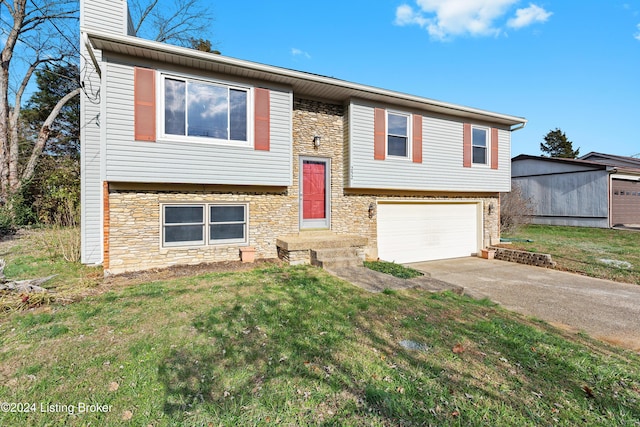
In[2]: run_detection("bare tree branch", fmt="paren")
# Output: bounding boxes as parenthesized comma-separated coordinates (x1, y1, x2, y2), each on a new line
(20, 88, 81, 188)
(129, 0, 215, 47)
(130, 0, 159, 36)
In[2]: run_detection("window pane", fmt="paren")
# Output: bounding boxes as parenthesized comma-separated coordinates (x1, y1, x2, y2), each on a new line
(210, 224, 245, 241)
(229, 89, 247, 141)
(165, 79, 186, 135)
(187, 82, 228, 139)
(164, 206, 204, 224)
(388, 136, 408, 157)
(473, 146, 487, 164)
(472, 128, 487, 147)
(210, 205, 245, 223)
(165, 225, 204, 243)
(388, 113, 408, 137)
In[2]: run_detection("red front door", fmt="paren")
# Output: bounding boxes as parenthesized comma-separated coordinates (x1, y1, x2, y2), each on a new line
(303, 160, 326, 220)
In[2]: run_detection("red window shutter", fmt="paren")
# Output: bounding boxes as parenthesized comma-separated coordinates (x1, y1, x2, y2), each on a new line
(412, 114, 422, 164)
(254, 88, 270, 151)
(374, 108, 386, 160)
(463, 123, 471, 168)
(134, 67, 156, 142)
(491, 127, 499, 169)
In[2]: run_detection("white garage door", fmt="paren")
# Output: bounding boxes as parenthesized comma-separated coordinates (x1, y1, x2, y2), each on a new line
(377, 202, 480, 264)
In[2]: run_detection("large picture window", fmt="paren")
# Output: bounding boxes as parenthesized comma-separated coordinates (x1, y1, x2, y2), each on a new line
(163, 75, 249, 143)
(472, 126, 488, 165)
(162, 204, 248, 247)
(387, 112, 410, 158)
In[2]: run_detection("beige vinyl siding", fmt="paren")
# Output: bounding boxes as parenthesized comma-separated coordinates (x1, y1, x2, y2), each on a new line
(104, 63, 292, 186)
(348, 101, 511, 192)
(81, 0, 126, 35)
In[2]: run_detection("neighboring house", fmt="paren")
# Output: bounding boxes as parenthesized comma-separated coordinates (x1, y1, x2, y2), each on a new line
(580, 152, 640, 169)
(512, 154, 640, 228)
(80, 0, 527, 275)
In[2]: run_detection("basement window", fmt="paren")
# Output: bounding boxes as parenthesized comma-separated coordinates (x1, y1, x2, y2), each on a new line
(162, 203, 248, 247)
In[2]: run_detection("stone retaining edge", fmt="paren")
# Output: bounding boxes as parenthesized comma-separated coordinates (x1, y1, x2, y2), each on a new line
(488, 247, 557, 268)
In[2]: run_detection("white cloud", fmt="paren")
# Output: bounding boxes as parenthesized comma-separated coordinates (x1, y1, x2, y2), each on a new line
(507, 4, 552, 28)
(291, 48, 311, 59)
(395, 0, 551, 40)
(395, 4, 428, 27)
(635, 23, 640, 41)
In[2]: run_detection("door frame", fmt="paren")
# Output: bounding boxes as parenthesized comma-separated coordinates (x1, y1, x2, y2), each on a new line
(299, 156, 331, 230)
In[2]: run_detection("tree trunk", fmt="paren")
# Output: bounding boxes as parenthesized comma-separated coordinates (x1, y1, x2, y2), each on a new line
(0, 64, 9, 201)
(0, 0, 27, 202)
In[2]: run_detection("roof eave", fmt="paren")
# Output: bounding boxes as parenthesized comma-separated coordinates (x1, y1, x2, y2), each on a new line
(84, 29, 527, 128)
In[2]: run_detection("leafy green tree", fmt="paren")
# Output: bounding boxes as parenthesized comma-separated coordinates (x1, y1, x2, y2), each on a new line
(540, 128, 580, 158)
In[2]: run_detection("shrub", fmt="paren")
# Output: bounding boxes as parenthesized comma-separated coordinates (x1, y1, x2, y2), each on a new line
(0, 204, 16, 237)
(34, 226, 81, 263)
(500, 183, 535, 234)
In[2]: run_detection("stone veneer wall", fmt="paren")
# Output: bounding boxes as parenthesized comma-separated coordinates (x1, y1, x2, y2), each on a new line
(107, 188, 298, 274)
(105, 97, 501, 274)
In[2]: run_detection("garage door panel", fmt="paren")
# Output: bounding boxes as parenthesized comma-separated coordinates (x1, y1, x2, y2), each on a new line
(612, 180, 640, 225)
(377, 203, 479, 263)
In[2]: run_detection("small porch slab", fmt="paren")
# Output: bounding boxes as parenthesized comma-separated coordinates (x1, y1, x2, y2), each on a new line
(276, 231, 368, 266)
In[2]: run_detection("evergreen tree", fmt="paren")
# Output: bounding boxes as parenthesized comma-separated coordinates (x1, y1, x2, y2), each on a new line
(22, 64, 80, 157)
(540, 128, 580, 158)
(19, 63, 80, 225)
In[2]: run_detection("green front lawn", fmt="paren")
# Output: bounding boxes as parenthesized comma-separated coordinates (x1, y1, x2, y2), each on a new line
(502, 225, 640, 284)
(1, 263, 639, 426)
(364, 260, 424, 279)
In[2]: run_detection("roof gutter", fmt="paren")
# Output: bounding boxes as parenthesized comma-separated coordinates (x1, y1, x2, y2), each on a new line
(510, 121, 527, 132)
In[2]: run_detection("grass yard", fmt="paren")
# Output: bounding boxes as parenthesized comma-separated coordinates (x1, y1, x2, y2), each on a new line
(0, 229, 103, 312)
(1, 264, 640, 424)
(364, 260, 424, 279)
(502, 225, 640, 285)
(1, 228, 640, 425)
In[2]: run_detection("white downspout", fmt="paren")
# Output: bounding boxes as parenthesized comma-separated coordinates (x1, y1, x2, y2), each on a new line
(609, 167, 618, 228)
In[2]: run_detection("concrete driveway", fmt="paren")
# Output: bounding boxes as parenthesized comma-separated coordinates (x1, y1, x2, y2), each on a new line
(407, 258, 640, 351)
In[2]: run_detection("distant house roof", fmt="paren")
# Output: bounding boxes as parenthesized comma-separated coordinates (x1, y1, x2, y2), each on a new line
(511, 154, 609, 169)
(579, 152, 640, 169)
(84, 29, 527, 129)
(512, 154, 640, 176)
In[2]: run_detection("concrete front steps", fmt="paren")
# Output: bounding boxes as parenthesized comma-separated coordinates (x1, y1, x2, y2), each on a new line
(310, 247, 363, 270)
(276, 231, 367, 267)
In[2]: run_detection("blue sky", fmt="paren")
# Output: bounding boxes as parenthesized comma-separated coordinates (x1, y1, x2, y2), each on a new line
(203, 0, 640, 158)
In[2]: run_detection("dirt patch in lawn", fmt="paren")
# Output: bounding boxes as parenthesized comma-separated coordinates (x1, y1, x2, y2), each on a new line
(102, 258, 284, 289)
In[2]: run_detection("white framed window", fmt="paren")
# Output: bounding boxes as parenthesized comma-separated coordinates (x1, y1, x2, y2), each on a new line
(387, 111, 411, 158)
(162, 203, 248, 247)
(161, 74, 251, 145)
(162, 205, 205, 247)
(209, 205, 247, 244)
(472, 126, 489, 165)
